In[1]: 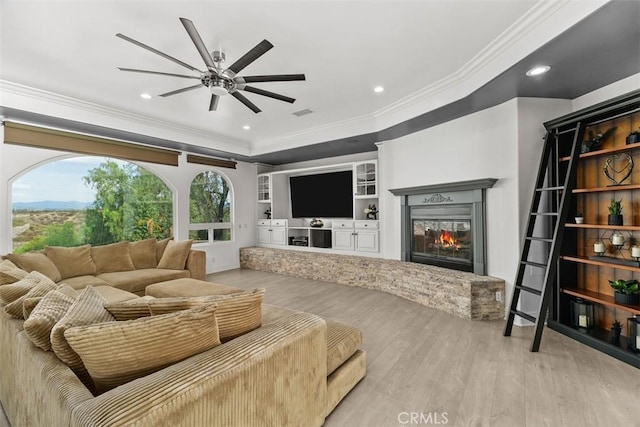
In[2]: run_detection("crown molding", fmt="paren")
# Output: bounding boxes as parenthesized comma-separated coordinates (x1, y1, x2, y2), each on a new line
(0, 80, 251, 154)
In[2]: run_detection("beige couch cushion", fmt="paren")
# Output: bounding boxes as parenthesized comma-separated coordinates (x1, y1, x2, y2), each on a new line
(22, 284, 78, 318)
(4, 277, 57, 319)
(23, 286, 76, 350)
(65, 303, 221, 394)
(97, 269, 190, 294)
(155, 237, 173, 263)
(148, 288, 264, 342)
(6, 252, 62, 282)
(104, 296, 154, 320)
(57, 275, 111, 290)
(45, 245, 96, 279)
(129, 238, 157, 269)
(93, 286, 139, 304)
(91, 241, 135, 274)
(325, 319, 363, 375)
(0, 259, 29, 285)
(51, 286, 115, 392)
(145, 278, 243, 298)
(0, 271, 53, 304)
(156, 239, 193, 270)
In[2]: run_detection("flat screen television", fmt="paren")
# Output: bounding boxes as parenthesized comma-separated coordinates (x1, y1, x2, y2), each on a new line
(290, 171, 353, 218)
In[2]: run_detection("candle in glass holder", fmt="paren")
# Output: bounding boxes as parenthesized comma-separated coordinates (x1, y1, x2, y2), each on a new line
(612, 232, 625, 246)
(632, 246, 640, 258)
(594, 241, 606, 254)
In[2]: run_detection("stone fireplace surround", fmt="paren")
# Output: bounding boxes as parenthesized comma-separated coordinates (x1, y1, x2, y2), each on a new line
(240, 247, 505, 320)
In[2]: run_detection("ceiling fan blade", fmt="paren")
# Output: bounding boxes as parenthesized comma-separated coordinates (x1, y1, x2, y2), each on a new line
(179, 18, 217, 72)
(158, 84, 203, 97)
(209, 94, 220, 111)
(241, 86, 295, 103)
(236, 74, 306, 83)
(118, 68, 201, 79)
(231, 91, 262, 113)
(227, 40, 273, 75)
(116, 33, 202, 73)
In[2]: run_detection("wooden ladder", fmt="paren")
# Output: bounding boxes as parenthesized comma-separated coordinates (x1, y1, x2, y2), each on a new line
(504, 122, 586, 351)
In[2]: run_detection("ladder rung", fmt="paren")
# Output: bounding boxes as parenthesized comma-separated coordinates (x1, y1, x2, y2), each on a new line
(511, 310, 537, 323)
(521, 260, 548, 269)
(536, 186, 564, 191)
(516, 284, 542, 296)
(531, 212, 559, 216)
(526, 237, 553, 243)
(551, 127, 578, 135)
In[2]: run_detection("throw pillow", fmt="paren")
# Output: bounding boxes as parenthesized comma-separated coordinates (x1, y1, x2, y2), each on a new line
(129, 238, 157, 269)
(155, 237, 173, 263)
(23, 287, 76, 351)
(22, 284, 78, 319)
(64, 303, 220, 394)
(0, 270, 53, 304)
(91, 242, 135, 274)
(104, 296, 154, 321)
(156, 240, 193, 270)
(6, 252, 62, 282)
(4, 277, 57, 319)
(148, 288, 264, 341)
(0, 259, 28, 285)
(45, 245, 96, 280)
(51, 286, 115, 392)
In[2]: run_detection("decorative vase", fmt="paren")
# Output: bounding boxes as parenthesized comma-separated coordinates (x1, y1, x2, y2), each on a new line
(611, 326, 622, 344)
(627, 133, 639, 145)
(309, 218, 324, 228)
(608, 214, 623, 226)
(575, 216, 584, 224)
(614, 292, 639, 305)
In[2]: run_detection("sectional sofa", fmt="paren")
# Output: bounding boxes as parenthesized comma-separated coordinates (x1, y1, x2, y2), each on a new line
(0, 239, 366, 426)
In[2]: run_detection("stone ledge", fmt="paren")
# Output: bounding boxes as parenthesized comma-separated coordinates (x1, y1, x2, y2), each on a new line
(240, 247, 504, 320)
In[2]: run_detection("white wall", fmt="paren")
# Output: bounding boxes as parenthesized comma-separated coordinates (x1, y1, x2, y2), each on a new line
(376, 97, 574, 319)
(0, 129, 256, 274)
(572, 72, 640, 112)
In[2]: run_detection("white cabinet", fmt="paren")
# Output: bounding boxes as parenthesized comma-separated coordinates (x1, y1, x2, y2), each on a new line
(256, 219, 287, 245)
(354, 161, 377, 198)
(332, 220, 379, 253)
(257, 174, 271, 202)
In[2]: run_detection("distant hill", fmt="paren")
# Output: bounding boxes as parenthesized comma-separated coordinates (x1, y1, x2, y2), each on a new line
(12, 201, 93, 211)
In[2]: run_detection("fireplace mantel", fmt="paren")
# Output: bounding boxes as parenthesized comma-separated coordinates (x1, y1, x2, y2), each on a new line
(388, 178, 497, 196)
(391, 178, 497, 275)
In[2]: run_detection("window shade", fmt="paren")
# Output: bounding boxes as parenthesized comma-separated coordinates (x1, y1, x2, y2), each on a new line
(186, 154, 236, 169)
(3, 121, 180, 166)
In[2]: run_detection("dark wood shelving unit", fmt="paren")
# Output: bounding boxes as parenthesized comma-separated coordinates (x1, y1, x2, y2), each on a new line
(544, 90, 640, 368)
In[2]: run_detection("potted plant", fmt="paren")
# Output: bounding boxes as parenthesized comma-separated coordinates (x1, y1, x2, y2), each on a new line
(607, 197, 623, 226)
(575, 213, 584, 224)
(608, 279, 639, 305)
(611, 320, 623, 343)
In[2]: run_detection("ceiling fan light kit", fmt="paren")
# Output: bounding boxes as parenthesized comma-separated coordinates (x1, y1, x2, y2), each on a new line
(117, 17, 306, 113)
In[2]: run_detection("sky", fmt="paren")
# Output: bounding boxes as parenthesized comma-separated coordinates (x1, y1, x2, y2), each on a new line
(12, 156, 125, 203)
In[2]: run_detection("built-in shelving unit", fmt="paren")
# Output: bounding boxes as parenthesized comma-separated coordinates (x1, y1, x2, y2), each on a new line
(256, 160, 380, 254)
(545, 90, 640, 368)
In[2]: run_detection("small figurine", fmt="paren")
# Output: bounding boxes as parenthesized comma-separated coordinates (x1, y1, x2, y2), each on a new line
(581, 127, 616, 153)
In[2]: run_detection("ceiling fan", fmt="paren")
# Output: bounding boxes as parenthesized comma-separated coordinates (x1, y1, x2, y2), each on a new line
(116, 17, 306, 113)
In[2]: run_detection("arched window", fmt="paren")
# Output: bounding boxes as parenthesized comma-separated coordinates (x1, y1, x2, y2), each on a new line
(11, 156, 173, 253)
(189, 171, 232, 243)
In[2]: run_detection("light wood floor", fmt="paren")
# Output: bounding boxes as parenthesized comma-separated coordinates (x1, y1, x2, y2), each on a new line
(2, 269, 638, 427)
(209, 268, 639, 427)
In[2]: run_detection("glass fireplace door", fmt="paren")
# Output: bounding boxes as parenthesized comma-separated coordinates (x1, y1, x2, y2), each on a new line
(410, 205, 473, 271)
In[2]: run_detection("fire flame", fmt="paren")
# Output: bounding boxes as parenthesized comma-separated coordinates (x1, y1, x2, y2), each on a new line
(437, 230, 460, 250)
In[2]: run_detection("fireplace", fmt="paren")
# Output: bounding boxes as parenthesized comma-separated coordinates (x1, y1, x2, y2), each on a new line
(411, 205, 473, 271)
(390, 179, 497, 275)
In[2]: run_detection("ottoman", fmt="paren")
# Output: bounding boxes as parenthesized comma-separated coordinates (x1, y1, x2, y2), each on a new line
(145, 278, 244, 297)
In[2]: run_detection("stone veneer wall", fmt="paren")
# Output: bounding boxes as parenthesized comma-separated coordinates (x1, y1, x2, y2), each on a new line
(240, 247, 505, 320)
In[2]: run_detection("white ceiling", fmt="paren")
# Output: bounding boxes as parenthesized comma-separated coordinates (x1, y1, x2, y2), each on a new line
(0, 0, 614, 161)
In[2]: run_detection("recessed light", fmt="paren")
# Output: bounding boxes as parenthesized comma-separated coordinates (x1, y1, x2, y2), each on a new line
(140, 93, 152, 99)
(374, 86, 384, 93)
(242, 125, 251, 130)
(526, 65, 551, 77)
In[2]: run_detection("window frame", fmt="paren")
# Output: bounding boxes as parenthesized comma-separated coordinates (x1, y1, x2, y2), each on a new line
(188, 170, 234, 246)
